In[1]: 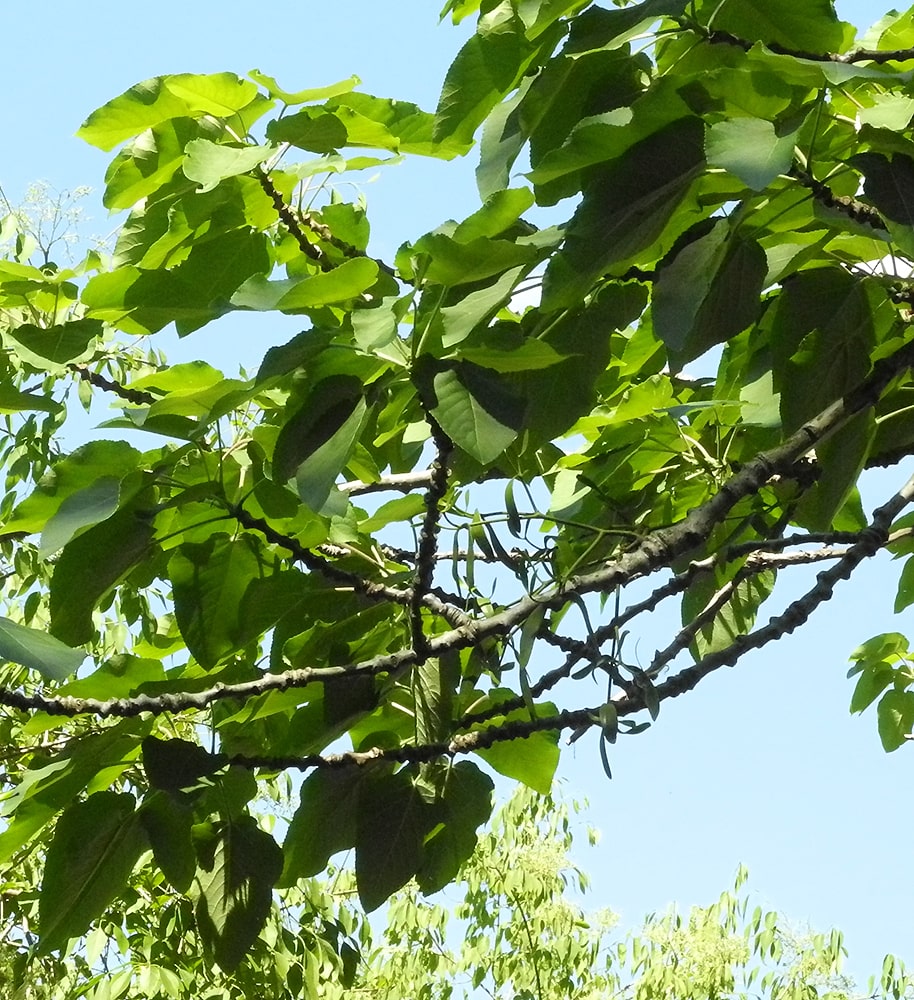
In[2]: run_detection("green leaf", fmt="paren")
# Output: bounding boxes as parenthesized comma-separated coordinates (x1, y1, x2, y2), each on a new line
(876, 689, 914, 752)
(430, 364, 525, 464)
(265, 109, 349, 153)
(273, 374, 365, 482)
(416, 762, 494, 894)
(280, 768, 364, 886)
(182, 140, 275, 192)
(772, 269, 888, 434)
(142, 736, 228, 793)
(191, 816, 283, 971)
(476, 729, 559, 794)
(698, 0, 851, 52)
(653, 220, 767, 368)
(0, 616, 86, 681)
(139, 791, 196, 893)
(434, 6, 536, 146)
(542, 116, 705, 308)
(232, 258, 379, 311)
(39, 477, 121, 558)
(50, 509, 155, 647)
(39, 792, 147, 953)
(79, 73, 262, 150)
(705, 118, 798, 191)
(168, 534, 264, 669)
(355, 769, 430, 911)
(5, 319, 101, 371)
(850, 665, 895, 715)
(247, 71, 360, 105)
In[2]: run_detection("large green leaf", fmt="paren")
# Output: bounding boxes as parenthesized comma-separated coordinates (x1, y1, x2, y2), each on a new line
(355, 769, 432, 911)
(49, 509, 155, 647)
(279, 768, 366, 886)
(876, 689, 914, 752)
(695, 0, 851, 52)
(542, 116, 706, 308)
(265, 109, 349, 153)
(139, 791, 196, 893)
(39, 477, 121, 558)
(168, 534, 264, 669)
(430, 364, 525, 464)
(434, 4, 547, 146)
(232, 258, 379, 311)
(38, 792, 147, 953)
(272, 375, 366, 488)
(84, 229, 271, 335)
(191, 816, 284, 972)
(0, 616, 86, 681)
(4, 319, 101, 371)
(770, 268, 888, 433)
(4, 441, 141, 536)
(183, 139, 275, 192)
(415, 762, 494, 894)
(79, 73, 263, 151)
(142, 736, 228, 793)
(705, 117, 799, 191)
(652, 219, 767, 368)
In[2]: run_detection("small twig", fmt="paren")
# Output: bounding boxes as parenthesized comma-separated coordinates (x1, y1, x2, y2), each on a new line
(409, 417, 454, 660)
(69, 364, 156, 405)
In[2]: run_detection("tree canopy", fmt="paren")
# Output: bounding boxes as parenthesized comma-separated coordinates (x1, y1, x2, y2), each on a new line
(1, 0, 914, 978)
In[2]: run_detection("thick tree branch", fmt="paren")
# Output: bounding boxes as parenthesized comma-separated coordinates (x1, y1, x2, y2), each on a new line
(616, 473, 914, 716)
(791, 168, 886, 231)
(229, 705, 598, 771)
(7, 340, 913, 723)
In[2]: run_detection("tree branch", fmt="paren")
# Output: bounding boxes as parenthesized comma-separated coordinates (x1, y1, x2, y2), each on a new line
(69, 364, 157, 405)
(409, 418, 454, 659)
(616, 473, 914, 716)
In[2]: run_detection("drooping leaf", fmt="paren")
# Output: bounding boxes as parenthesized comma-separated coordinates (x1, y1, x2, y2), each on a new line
(653, 219, 768, 368)
(139, 791, 196, 893)
(191, 816, 284, 971)
(355, 769, 431, 911)
(876, 689, 914, 752)
(705, 117, 799, 191)
(168, 534, 264, 669)
(430, 364, 525, 464)
(542, 116, 706, 308)
(142, 736, 228, 793)
(280, 767, 367, 886)
(38, 792, 147, 953)
(5, 319, 101, 371)
(49, 509, 155, 647)
(416, 761, 494, 894)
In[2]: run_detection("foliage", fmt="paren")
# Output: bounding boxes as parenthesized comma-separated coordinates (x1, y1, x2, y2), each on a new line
(3, 785, 912, 999)
(2, 0, 914, 975)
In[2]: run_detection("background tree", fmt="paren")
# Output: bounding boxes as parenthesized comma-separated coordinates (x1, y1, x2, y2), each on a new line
(0, 0, 913, 975)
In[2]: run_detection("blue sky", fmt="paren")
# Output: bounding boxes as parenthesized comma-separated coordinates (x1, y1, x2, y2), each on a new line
(2, 0, 911, 982)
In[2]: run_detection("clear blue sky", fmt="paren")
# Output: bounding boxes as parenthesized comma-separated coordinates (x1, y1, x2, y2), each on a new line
(2, 0, 910, 982)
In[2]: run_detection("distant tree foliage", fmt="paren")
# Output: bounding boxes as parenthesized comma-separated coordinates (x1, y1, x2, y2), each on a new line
(0, 0, 912, 976)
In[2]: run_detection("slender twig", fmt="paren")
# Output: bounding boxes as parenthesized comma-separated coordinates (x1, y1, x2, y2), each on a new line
(679, 19, 914, 65)
(69, 364, 157, 405)
(409, 418, 454, 659)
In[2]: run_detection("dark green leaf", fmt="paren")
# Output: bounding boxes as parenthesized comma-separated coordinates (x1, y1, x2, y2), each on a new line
(39, 792, 146, 952)
(50, 509, 155, 647)
(191, 816, 284, 971)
